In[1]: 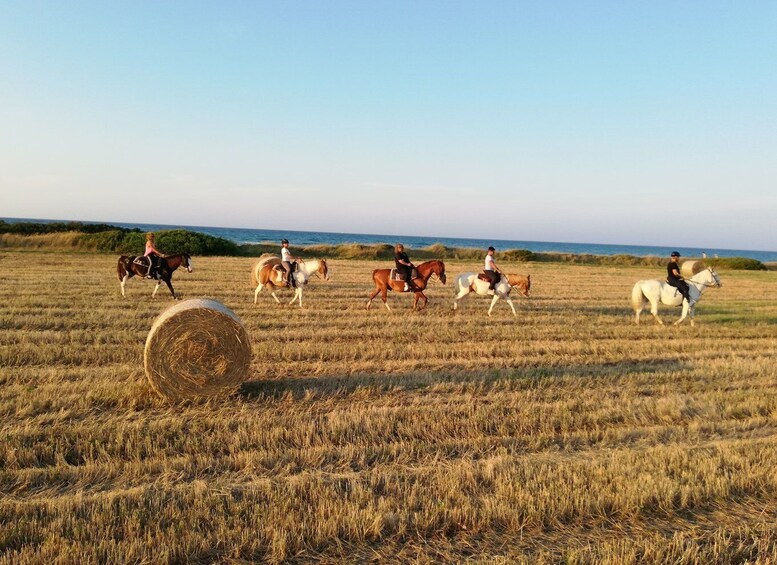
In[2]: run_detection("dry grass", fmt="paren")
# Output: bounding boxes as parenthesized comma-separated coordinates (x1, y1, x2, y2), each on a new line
(1, 251, 776, 563)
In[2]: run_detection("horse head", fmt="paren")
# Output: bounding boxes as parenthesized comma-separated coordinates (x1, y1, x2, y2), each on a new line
(433, 260, 447, 284)
(507, 274, 531, 297)
(317, 259, 330, 281)
(182, 254, 193, 273)
(691, 266, 721, 288)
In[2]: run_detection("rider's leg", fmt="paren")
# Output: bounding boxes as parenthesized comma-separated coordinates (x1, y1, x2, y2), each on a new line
(282, 261, 293, 287)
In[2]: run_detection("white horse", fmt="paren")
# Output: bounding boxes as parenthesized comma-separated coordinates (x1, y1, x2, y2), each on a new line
(252, 255, 329, 307)
(453, 272, 531, 316)
(631, 267, 721, 326)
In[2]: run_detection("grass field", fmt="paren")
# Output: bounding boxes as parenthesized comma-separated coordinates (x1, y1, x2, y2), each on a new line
(2, 251, 777, 563)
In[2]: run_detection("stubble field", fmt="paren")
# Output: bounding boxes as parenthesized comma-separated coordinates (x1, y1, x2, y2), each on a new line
(1, 251, 777, 563)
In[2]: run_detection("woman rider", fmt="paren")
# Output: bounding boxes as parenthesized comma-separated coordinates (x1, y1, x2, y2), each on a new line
(144, 233, 163, 279)
(667, 251, 693, 306)
(394, 244, 415, 291)
(483, 246, 501, 295)
(281, 239, 298, 288)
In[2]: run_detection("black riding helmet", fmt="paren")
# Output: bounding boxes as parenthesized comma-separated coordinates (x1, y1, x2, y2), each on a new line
(671, 251, 680, 258)
(281, 239, 289, 245)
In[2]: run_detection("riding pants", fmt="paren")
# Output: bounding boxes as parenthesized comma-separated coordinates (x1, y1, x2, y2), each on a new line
(282, 261, 295, 287)
(667, 277, 691, 302)
(483, 270, 500, 290)
(398, 265, 413, 284)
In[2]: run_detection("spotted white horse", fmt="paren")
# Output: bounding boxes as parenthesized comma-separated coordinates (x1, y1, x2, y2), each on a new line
(631, 266, 721, 326)
(252, 255, 329, 307)
(453, 272, 531, 316)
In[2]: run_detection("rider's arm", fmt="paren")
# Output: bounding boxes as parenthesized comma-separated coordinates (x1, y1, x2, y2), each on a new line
(672, 267, 682, 278)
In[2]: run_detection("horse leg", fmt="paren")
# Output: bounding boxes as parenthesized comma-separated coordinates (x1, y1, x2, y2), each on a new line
(289, 287, 301, 306)
(367, 288, 381, 309)
(120, 273, 130, 297)
(412, 292, 419, 310)
(487, 295, 500, 317)
(382, 288, 391, 311)
(164, 278, 177, 299)
(674, 301, 689, 326)
(689, 303, 696, 327)
(254, 283, 263, 304)
(506, 297, 517, 317)
(453, 287, 470, 311)
(650, 299, 663, 325)
(152, 281, 161, 298)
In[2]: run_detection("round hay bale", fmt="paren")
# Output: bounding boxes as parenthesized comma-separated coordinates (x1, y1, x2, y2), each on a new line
(144, 299, 251, 401)
(681, 260, 706, 278)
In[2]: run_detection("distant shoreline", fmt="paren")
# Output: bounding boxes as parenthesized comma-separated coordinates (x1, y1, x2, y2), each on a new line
(3, 216, 776, 262)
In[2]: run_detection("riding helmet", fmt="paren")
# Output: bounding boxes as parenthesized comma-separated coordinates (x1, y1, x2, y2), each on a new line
(671, 251, 680, 257)
(281, 239, 289, 244)
(488, 246, 495, 252)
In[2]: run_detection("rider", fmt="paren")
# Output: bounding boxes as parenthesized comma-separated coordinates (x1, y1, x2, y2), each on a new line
(394, 243, 415, 291)
(144, 232, 163, 279)
(667, 251, 693, 306)
(281, 239, 297, 288)
(483, 246, 501, 295)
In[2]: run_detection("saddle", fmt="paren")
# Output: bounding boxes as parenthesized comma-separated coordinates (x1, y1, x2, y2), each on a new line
(133, 256, 156, 278)
(390, 268, 417, 282)
(477, 271, 498, 283)
(272, 261, 297, 275)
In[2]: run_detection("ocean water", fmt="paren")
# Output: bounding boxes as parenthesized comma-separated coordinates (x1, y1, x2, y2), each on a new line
(4, 217, 777, 262)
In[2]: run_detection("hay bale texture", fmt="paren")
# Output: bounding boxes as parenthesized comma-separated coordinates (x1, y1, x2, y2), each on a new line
(681, 260, 706, 278)
(144, 299, 251, 401)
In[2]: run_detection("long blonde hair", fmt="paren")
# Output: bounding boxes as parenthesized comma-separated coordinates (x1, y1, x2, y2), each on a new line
(146, 232, 155, 241)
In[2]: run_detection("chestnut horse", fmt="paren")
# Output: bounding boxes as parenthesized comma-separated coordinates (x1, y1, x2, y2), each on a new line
(117, 253, 192, 299)
(367, 259, 446, 311)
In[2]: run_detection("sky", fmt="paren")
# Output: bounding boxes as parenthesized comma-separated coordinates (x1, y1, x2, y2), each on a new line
(1, 1, 775, 250)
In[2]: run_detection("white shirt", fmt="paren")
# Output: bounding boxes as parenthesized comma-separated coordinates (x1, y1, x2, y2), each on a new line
(485, 254, 496, 271)
(281, 247, 292, 262)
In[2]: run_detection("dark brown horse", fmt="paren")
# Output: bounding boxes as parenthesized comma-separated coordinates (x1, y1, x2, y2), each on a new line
(117, 254, 192, 299)
(367, 259, 446, 311)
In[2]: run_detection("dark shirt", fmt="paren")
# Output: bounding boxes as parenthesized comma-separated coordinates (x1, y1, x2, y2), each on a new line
(667, 261, 681, 280)
(395, 251, 411, 269)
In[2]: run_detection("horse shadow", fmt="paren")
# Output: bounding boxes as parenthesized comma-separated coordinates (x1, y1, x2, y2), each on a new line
(238, 358, 691, 402)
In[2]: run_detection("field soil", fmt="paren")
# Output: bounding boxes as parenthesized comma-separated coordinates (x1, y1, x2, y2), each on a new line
(1, 252, 777, 563)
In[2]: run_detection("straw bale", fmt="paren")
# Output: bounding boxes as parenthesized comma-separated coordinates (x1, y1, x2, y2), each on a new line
(144, 299, 251, 401)
(681, 260, 706, 278)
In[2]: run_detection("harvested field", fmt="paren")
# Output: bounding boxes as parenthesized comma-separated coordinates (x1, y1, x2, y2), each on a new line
(1, 251, 777, 563)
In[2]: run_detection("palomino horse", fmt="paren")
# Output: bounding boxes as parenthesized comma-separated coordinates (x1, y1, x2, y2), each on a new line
(253, 254, 329, 307)
(632, 266, 721, 326)
(117, 253, 192, 299)
(367, 259, 446, 311)
(453, 272, 531, 316)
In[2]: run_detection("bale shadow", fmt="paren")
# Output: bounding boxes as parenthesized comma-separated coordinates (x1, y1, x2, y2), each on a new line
(238, 358, 691, 401)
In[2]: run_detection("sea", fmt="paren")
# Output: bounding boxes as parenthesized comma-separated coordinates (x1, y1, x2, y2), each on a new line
(4, 217, 776, 262)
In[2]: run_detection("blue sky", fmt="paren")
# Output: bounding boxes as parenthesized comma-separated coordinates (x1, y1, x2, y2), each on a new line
(1, 1, 775, 249)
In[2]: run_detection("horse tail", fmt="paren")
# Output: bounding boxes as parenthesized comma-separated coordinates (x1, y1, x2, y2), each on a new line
(117, 255, 128, 281)
(454, 274, 462, 295)
(631, 282, 647, 312)
(253, 254, 279, 286)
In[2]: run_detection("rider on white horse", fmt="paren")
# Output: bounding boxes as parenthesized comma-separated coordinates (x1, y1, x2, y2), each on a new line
(666, 251, 693, 307)
(483, 246, 501, 295)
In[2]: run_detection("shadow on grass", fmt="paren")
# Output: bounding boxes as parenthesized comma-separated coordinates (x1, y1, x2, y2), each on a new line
(238, 358, 691, 401)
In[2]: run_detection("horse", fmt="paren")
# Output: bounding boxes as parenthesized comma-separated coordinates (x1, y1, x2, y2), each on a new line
(252, 254, 329, 307)
(631, 266, 721, 326)
(367, 259, 446, 311)
(117, 253, 192, 299)
(453, 272, 531, 316)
